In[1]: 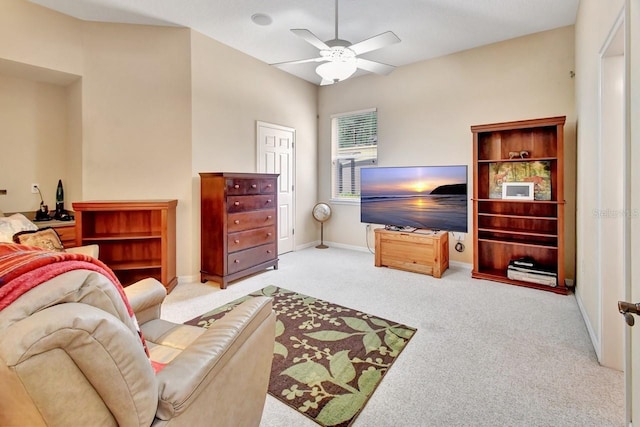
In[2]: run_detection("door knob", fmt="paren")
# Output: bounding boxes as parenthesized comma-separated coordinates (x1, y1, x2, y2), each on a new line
(618, 301, 640, 326)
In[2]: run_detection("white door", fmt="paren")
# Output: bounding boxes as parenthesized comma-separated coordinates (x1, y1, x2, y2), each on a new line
(257, 121, 295, 254)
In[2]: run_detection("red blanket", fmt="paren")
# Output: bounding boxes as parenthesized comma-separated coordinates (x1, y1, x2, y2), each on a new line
(0, 243, 162, 370)
(0, 243, 127, 311)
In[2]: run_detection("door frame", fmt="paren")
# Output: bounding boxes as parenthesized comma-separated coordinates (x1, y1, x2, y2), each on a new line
(598, 8, 626, 370)
(600, 2, 635, 424)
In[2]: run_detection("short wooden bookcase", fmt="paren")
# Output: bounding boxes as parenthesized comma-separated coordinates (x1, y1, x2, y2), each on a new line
(72, 200, 177, 292)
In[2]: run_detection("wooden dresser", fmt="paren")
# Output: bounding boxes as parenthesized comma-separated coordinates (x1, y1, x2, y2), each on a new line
(200, 172, 279, 288)
(374, 228, 449, 278)
(72, 200, 178, 292)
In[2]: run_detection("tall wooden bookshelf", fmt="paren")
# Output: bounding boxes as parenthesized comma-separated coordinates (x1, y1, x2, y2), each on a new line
(471, 116, 567, 294)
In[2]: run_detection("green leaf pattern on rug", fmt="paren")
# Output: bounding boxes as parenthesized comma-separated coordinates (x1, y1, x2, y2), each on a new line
(274, 319, 288, 358)
(185, 285, 416, 427)
(279, 303, 415, 425)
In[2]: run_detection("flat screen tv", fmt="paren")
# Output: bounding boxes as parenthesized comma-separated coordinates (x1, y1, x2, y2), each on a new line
(360, 165, 468, 232)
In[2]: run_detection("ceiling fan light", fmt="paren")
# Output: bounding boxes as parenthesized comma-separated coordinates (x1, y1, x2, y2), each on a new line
(315, 60, 357, 83)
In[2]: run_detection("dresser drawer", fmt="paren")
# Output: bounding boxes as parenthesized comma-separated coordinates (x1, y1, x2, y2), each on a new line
(227, 195, 275, 213)
(226, 178, 276, 195)
(227, 243, 277, 274)
(228, 209, 276, 232)
(228, 226, 276, 253)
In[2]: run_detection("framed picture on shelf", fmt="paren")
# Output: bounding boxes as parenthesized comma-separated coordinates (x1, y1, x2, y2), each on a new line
(502, 182, 534, 200)
(488, 161, 551, 200)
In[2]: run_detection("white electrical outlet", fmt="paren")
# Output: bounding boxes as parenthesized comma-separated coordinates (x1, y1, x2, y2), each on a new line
(451, 232, 466, 241)
(31, 183, 40, 194)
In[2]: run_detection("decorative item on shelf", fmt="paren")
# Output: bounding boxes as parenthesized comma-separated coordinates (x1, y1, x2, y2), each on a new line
(33, 185, 51, 222)
(488, 161, 551, 200)
(53, 179, 73, 221)
(312, 202, 332, 249)
(508, 150, 530, 159)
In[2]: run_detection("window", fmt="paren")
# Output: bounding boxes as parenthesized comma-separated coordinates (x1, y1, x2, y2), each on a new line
(331, 108, 377, 201)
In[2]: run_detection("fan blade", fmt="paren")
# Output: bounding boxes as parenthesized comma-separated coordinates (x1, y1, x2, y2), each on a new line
(356, 58, 396, 75)
(271, 57, 326, 67)
(291, 29, 330, 51)
(349, 31, 400, 55)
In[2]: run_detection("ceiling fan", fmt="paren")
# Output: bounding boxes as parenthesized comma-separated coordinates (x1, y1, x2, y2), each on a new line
(272, 0, 401, 85)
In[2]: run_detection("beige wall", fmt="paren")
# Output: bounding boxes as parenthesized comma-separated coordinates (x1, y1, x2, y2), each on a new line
(0, 0, 82, 76)
(189, 30, 318, 276)
(80, 22, 194, 275)
(1, 1, 319, 279)
(66, 78, 83, 207)
(318, 26, 576, 268)
(0, 73, 71, 212)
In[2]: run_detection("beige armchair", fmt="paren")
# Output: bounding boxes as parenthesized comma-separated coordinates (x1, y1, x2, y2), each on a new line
(0, 270, 275, 426)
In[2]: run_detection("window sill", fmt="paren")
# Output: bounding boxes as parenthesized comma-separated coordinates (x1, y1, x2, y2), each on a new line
(329, 198, 360, 206)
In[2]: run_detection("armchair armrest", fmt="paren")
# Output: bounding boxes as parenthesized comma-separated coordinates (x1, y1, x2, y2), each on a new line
(154, 296, 276, 425)
(124, 278, 167, 324)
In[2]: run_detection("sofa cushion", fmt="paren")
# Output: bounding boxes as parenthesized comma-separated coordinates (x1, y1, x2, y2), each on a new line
(13, 228, 65, 252)
(0, 214, 38, 243)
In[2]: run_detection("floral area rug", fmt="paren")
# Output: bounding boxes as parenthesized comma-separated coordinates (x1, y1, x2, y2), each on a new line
(185, 285, 417, 427)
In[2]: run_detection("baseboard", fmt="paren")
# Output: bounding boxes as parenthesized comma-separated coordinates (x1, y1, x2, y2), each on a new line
(178, 274, 199, 285)
(449, 260, 472, 269)
(323, 241, 373, 253)
(295, 241, 320, 250)
(575, 291, 602, 362)
(296, 242, 474, 264)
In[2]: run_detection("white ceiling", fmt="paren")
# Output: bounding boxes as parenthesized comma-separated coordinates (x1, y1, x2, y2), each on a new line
(29, 0, 580, 85)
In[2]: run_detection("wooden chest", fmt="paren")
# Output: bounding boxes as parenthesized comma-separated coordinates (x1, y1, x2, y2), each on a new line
(374, 228, 449, 278)
(200, 172, 279, 288)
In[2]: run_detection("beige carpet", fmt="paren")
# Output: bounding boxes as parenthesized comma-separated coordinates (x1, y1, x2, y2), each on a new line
(162, 247, 624, 427)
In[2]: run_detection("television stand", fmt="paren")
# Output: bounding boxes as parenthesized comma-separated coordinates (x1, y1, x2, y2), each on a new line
(374, 228, 449, 278)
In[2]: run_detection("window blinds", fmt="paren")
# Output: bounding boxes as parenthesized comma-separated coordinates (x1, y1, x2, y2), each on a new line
(331, 109, 378, 200)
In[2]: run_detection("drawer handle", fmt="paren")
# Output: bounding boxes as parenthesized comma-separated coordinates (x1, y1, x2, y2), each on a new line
(267, 232, 272, 237)
(267, 184, 272, 188)
(234, 259, 240, 264)
(267, 199, 272, 203)
(234, 184, 240, 189)
(251, 184, 257, 189)
(267, 215, 272, 220)
(234, 220, 240, 224)
(234, 239, 240, 244)
(267, 250, 272, 254)
(234, 201, 240, 206)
